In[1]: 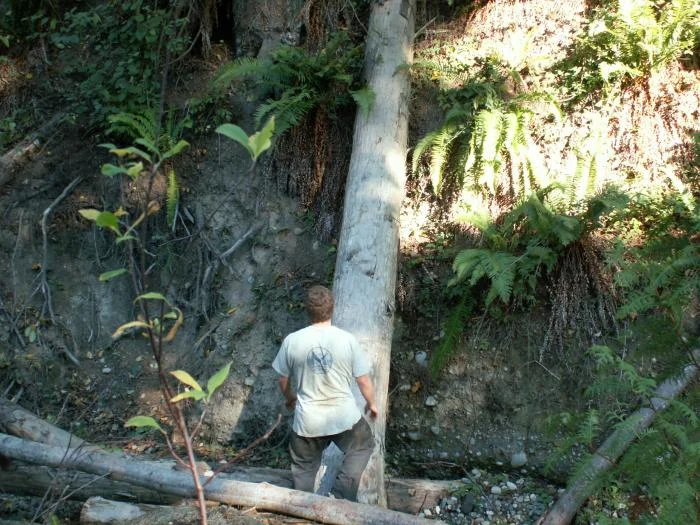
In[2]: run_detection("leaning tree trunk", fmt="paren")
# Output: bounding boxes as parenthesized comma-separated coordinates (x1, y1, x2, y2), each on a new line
(325, 0, 416, 508)
(540, 348, 700, 525)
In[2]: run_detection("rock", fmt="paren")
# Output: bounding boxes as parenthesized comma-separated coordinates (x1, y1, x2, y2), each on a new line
(425, 395, 438, 407)
(511, 451, 528, 467)
(102, 367, 112, 374)
(430, 425, 440, 435)
(506, 481, 517, 491)
(490, 486, 502, 495)
(415, 351, 428, 368)
(398, 383, 412, 391)
(407, 431, 421, 441)
(293, 227, 303, 235)
(244, 377, 255, 386)
(423, 508, 432, 517)
(461, 494, 475, 514)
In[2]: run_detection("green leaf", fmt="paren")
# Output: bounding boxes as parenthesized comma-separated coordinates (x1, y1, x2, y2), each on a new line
(126, 162, 144, 180)
(115, 234, 137, 244)
(99, 268, 128, 281)
(110, 146, 152, 163)
(95, 211, 120, 233)
(207, 362, 232, 400)
(112, 320, 151, 339)
(216, 124, 253, 156)
(78, 209, 101, 222)
(134, 292, 169, 303)
(171, 370, 203, 391)
(134, 137, 158, 154)
(248, 116, 275, 161)
(101, 163, 129, 177)
(124, 415, 164, 432)
(351, 87, 376, 119)
(171, 389, 207, 403)
(161, 140, 189, 161)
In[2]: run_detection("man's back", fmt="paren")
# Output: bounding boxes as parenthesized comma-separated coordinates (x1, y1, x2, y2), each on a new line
(273, 325, 369, 437)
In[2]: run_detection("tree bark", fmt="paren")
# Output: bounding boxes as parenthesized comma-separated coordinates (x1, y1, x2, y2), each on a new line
(0, 434, 435, 525)
(0, 397, 86, 450)
(540, 349, 700, 525)
(327, 0, 416, 507)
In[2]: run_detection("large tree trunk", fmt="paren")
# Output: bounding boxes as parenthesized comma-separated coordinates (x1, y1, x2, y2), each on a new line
(0, 434, 435, 525)
(540, 349, 700, 525)
(327, 0, 416, 507)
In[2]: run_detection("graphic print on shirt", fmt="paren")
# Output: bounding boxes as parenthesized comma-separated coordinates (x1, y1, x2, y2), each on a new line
(306, 345, 333, 374)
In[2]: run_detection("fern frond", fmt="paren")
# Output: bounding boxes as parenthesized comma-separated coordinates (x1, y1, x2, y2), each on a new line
(430, 295, 474, 378)
(166, 168, 179, 229)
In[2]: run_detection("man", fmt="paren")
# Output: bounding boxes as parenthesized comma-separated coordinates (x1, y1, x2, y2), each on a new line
(272, 285, 377, 501)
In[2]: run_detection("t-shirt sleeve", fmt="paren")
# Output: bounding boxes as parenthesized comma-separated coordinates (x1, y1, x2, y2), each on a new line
(272, 337, 291, 377)
(350, 335, 371, 377)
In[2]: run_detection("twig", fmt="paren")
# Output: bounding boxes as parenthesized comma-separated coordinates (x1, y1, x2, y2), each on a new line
(414, 16, 436, 40)
(0, 295, 24, 347)
(192, 320, 224, 353)
(37, 176, 84, 322)
(203, 413, 283, 486)
(344, 0, 368, 33)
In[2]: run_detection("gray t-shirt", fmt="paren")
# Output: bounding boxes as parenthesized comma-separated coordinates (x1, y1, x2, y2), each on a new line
(272, 324, 370, 437)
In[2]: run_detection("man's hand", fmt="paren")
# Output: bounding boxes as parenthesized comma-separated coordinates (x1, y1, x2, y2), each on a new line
(365, 403, 378, 418)
(285, 395, 297, 411)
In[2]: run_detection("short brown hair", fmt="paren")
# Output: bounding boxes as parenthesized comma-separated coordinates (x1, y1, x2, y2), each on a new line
(305, 285, 334, 323)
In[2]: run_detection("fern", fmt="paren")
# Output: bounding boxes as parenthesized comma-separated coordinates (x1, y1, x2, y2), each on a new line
(213, 31, 366, 137)
(430, 295, 474, 379)
(166, 168, 179, 229)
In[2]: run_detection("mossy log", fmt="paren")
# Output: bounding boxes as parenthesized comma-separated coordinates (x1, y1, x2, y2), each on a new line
(540, 349, 700, 525)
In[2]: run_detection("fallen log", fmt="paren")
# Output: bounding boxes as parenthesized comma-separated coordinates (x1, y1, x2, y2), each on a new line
(80, 497, 178, 525)
(79, 496, 296, 525)
(0, 397, 85, 449)
(541, 349, 700, 525)
(0, 434, 436, 525)
(0, 462, 453, 517)
(0, 464, 181, 504)
(0, 112, 67, 188)
(0, 397, 452, 515)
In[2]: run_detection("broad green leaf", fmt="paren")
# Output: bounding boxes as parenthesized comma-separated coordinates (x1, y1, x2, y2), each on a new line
(134, 292, 169, 303)
(163, 310, 179, 320)
(171, 370, 203, 391)
(95, 211, 120, 233)
(99, 268, 128, 281)
(162, 140, 190, 161)
(216, 124, 253, 156)
(111, 146, 152, 163)
(79, 209, 101, 221)
(98, 143, 117, 150)
(171, 389, 207, 403)
(112, 320, 151, 339)
(207, 362, 232, 400)
(248, 116, 275, 161)
(101, 163, 129, 177)
(124, 415, 163, 432)
(126, 162, 144, 180)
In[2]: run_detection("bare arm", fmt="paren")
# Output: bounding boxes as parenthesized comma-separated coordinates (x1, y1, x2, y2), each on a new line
(278, 376, 297, 409)
(356, 374, 378, 418)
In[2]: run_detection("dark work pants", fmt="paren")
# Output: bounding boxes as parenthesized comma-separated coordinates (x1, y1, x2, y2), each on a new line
(289, 417, 374, 501)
